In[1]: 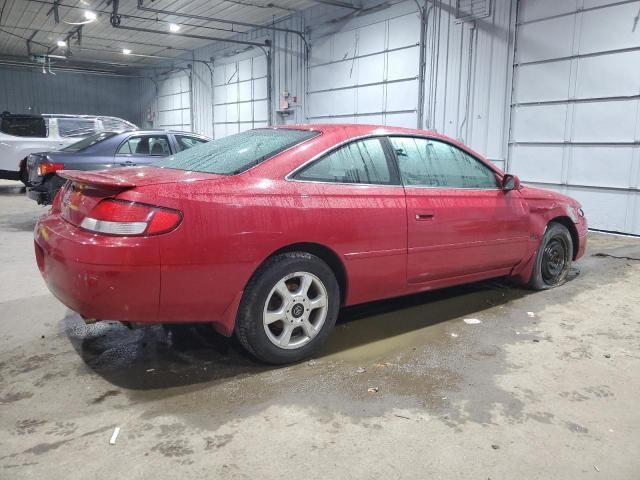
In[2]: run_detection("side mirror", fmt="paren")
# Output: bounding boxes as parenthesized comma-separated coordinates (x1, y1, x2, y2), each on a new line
(502, 174, 520, 191)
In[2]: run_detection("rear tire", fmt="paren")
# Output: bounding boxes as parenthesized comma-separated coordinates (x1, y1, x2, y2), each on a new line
(235, 252, 340, 364)
(528, 222, 573, 290)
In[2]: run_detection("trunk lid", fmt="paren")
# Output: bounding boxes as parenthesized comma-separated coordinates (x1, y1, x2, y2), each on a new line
(57, 166, 220, 226)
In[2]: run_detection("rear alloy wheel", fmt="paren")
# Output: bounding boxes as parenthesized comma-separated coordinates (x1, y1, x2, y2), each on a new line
(235, 252, 339, 364)
(528, 222, 573, 290)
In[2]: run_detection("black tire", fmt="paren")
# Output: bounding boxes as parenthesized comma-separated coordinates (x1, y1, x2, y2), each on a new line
(235, 252, 340, 364)
(528, 222, 573, 290)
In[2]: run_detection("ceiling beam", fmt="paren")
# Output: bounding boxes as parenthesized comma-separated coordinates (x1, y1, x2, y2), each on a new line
(136, 1, 305, 36)
(112, 24, 271, 49)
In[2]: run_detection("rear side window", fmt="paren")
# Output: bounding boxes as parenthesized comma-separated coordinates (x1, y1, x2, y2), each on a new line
(156, 128, 319, 175)
(117, 136, 170, 156)
(57, 118, 98, 138)
(294, 138, 393, 185)
(0, 116, 47, 137)
(390, 136, 498, 188)
(100, 118, 135, 133)
(61, 132, 118, 152)
(175, 135, 208, 152)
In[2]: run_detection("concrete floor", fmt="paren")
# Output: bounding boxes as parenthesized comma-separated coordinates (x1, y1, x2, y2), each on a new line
(1, 179, 639, 479)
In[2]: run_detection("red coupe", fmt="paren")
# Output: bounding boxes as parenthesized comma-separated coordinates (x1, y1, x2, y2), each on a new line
(34, 125, 587, 364)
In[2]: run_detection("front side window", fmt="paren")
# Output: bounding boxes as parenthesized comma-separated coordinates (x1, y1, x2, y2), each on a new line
(390, 136, 498, 188)
(117, 136, 170, 156)
(175, 135, 209, 152)
(156, 128, 319, 175)
(57, 118, 98, 138)
(294, 138, 393, 185)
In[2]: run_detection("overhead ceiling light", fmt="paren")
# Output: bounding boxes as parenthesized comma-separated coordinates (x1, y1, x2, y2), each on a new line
(84, 11, 97, 21)
(122, 48, 132, 55)
(57, 40, 67, 47)
(168, 23, 180, 33)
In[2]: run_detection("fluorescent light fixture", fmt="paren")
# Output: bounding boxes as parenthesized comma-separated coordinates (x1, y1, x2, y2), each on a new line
(84, 10, 97, 21)
(57, 40, 67, 47)
(168, 23, 180, 32)
(122, 48, 132, 55)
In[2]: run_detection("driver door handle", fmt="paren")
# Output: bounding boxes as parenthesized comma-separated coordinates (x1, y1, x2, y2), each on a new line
(415, 211, 435, 221)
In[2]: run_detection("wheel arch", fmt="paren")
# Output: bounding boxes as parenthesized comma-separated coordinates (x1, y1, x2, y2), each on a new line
(259, 242, 348, 305)
(548, 216, 579, 260)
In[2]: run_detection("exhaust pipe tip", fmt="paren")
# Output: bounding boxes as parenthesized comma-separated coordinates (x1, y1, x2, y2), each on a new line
(81, 315, 99, 325)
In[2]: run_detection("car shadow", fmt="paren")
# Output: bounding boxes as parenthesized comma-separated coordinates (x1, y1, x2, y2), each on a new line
(63, 274, 558, 392)
(0, 184, 25, 196)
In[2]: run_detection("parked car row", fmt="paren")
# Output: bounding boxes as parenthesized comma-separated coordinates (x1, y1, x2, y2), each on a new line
(0, 112, 137, 182)
(25, 130, 210, 204)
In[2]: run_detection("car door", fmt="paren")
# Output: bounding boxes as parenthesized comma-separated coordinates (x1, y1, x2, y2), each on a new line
(388, 136, 529, 284)
(291, 137, 408, 304)
(115, 134, 171, 166)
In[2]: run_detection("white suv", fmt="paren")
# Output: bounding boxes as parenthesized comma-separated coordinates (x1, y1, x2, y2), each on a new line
(0, 113, 137, 182)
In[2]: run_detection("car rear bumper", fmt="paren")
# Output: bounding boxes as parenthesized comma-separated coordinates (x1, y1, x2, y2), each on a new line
(35, 213, 161, 322)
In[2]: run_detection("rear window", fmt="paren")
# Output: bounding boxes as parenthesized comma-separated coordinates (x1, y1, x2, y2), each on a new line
(0, 116, 47, 137)
(61, 132, 117, 152)
(155, 128, 319, 175)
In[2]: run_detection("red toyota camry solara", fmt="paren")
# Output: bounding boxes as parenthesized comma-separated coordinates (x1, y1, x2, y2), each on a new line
(35, 124, 587, 364)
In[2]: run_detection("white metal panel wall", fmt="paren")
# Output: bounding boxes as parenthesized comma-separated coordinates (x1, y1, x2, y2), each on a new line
(307, 2, 421, 128)
(213, 53, 269, 138)
(510, 0, 640, 234)
(156, 71, 192, 132)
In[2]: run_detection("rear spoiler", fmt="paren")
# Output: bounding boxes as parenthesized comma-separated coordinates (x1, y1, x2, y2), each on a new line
(58, 170, 136, 189)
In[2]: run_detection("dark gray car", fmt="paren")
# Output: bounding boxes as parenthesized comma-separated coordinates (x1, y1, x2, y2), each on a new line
(26, 130, 210, 204)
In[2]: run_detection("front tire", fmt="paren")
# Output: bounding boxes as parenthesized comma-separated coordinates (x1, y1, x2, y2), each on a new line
(528, 222, 573, 290)
(235, 252, 340, 364)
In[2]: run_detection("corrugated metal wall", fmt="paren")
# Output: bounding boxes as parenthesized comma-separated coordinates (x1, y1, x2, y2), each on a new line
(425, 0, 515, 170)
(509, 0, 640, 234)
(0, 65, 153, 126)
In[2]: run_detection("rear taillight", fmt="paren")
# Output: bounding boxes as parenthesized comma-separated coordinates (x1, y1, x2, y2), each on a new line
(37, 162, 65, 176)
(79, 199, 182, 236)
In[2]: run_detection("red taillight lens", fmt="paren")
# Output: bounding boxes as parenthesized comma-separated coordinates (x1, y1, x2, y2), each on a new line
(80, 199, 182, 236)
(37, 162, 65, 176)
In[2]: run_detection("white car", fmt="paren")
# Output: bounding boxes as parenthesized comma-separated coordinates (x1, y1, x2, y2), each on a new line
(0, 112, 137, 183)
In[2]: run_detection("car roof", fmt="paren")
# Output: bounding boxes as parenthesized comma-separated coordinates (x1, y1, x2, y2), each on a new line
(267, 123, 490, 167)
(271, 123, 444, 139)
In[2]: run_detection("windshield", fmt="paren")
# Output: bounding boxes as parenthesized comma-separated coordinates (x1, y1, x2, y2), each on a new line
(155, 128, 319, 175)
(61, 132, 118, 152)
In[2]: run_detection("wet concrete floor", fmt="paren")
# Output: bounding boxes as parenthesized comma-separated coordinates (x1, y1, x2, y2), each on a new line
(1, 180, 639, 479)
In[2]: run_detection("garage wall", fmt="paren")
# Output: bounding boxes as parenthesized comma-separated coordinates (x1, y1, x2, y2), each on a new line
(305, 0, 516, 169)
(509, 0, 640, 234)
(0, 65, 152, 126)
(155, 70, 192, 132)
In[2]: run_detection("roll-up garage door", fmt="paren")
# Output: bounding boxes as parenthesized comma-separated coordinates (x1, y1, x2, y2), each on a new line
(156, 71, 192, 132)
(509, 0, 640, 235)
(213, 54, 269, 138)
(307, 10, 421, 128)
